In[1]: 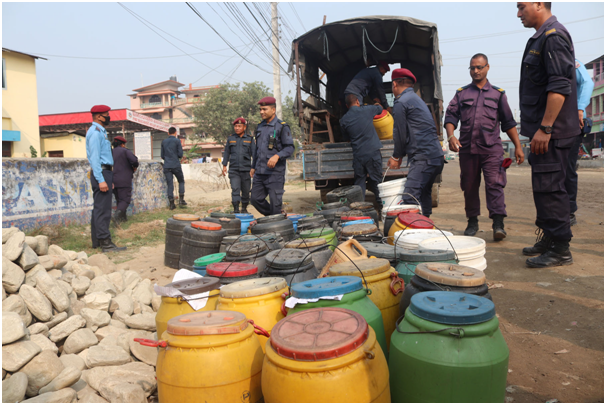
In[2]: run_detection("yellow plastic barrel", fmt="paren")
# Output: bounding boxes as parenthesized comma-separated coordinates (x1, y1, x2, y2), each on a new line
(154, 310, 264, 403)
(387, 212, 435, 246)
(373, 110, 394, 140)
(328, 258, 404, 349)
(155, 277, 221, 339)
(262, 307, 390, 403)
(217, 277, 288, 352)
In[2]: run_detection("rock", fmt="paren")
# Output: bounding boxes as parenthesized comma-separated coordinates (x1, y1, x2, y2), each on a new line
(29, 334, 58, 355)
(82, 292, 111, 312)
(48, 245, 67, 261)
(86, 276, 118, 298)
(63, 328, 98, 354)
(48, 315, 86, 342)
(132, 299, 142, 315)
(94, 325, 126, 341)
(2, 286, 6, 301)
(82, 362, 156, 395)
(47, 269, 63, 280)
(78, 391, 108, 403)
(91, 266, 104, 279)
(19, 284, 53, 322)
(43, 312, 67, 329)
(99, 334, 130, 354)
(98, 376, 146, 403)
(141, 304, 154, 314)
(17, 245, 39, 271)
(2, 340, 41, 372)
(71, 276, 90, 296)
(85, 345, 130, 368)
(3, 232, 25, 262)
(38, 255, 68, 271)
(76, 348, 91, 366)
(2, 257, 25, 293)
(109, 292, 133, 315)
(72, 264, 95, 281)
(24, 236, 39, 251)
(19, 350, 64, 397)
(59, 354, 86, 372)
(24, 264, 45, 288)
(71, 299, 85, 317)
(2, 227, 19, 244)
(125, 313, 156, 331)
(76, 252, 88, 265)
(60, 271, 74, 284)
(87, 254, 116, 275)
(106, 272, 124, 294)
(151, 294, 161, 312)
(80, 308, 111, 332)
(56, 280, 73, 296)
(123, 271, 141, 291)
(35, 271, 70, 312)
(2, 312, 26, 344)
(132, 279, 152, 305)
(33, 235, 49, 256)
(109, 319, 127, 329)
(21, 387, 76, 403)
(2, 294, 32, 326)
(64, 251, 78, 261)
(111, 310, 129, 324)
(38, 367, 81, 394)
(28, 323, 49, 337)
(128, 330, 157, 366)
(2, 372, 28, 403)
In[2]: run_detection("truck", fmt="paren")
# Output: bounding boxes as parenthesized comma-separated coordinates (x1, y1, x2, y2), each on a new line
(288, 16, 445, 205)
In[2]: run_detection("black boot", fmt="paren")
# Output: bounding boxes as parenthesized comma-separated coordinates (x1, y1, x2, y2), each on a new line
(492, 214, 507, 241)
(522, 229, 551, 256)
(112, 210, 126, 225)
(100, 238, 127, 253)
(570, 213, 577, 227)
(241, 203, 249, 214)
(464, 216, 479, 236)
(526, 239, 573, 268)
(232, 202, 240, 214)
(121, 210, 128, 222)
(169, 198, 176, 210)
(179, 194, 187, 208)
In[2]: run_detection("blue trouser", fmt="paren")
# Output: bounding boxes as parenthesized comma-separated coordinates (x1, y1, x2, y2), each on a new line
(402, 158, 444, 217)
(353, 153, 382, 205)
(113, 187, 132, 212)
(164, 166, 185, 199)
(529, 136, 574, 241)
(459, 153, 507, 219)
(564, 133, 583, 214)
(91, 169, 113, 247)
(229, 171, 251, 204)
(251, 173, 284, 216)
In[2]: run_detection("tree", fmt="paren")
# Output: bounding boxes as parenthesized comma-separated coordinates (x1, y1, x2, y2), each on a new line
(282, 92, 304, 144)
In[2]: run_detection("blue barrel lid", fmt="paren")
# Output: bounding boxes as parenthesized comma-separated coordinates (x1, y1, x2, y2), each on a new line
(409, 292, 495, 325)
(287, 215, 307, 222)
(291, 276, 362, 299)
(234, 213, 254, 220)
(342, 219, 374, 227)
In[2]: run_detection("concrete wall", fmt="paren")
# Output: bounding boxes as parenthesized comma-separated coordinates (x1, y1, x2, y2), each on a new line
(2, 158, 167, 232)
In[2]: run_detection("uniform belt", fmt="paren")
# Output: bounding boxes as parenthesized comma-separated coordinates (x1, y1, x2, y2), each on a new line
(101, 164, 113, 171)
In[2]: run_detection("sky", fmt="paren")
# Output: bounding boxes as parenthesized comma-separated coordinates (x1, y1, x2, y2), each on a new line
(2, 1, 604, 121)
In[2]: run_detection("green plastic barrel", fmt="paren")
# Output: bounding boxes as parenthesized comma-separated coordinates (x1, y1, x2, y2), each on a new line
(396, 250, 457, 284)
(389, 292, 509, 403)
(299, 227, 338, 251)
(287, 276, 388, 357)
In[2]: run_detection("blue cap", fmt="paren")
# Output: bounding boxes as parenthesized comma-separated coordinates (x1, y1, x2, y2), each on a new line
(291, 276, 362, 299)
(409, 292, 495, 325)
(342, 219, 375, 227)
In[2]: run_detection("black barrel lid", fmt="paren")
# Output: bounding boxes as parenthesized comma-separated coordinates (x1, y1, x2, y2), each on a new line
(265, 248, 313, 269)
(349, 202, 373, 210)
(257, 213, 287, 224)
(360, 242, 404, 260)
(165, 276, 221, 295)
(226, 241, 268, 257)
(210, 212, 236, 219)
(399, 249, 456, 262)
(341, 223, 378, 237)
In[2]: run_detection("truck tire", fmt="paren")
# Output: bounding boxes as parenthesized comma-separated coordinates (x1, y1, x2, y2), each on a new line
(431, 183, 439, 208)
(320, 188, 331, 204)
(327, 185, 364, 204)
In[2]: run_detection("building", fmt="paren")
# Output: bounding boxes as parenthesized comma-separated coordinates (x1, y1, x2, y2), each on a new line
(2, 48, 46, 158)
(584, 55, 604, 150)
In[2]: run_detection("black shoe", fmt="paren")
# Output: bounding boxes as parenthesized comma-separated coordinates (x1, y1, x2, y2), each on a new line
(169, 199, 176, 210)
(232, 202, 240, 214)
(570, 213, 577, 227)
(464, 216, 479, 236)
(113, 210, 126, 225)
(100, 238, 127, 252)
(179, 194, 187, 208)
(526, 240, 573, 268)
(241, 203, 249, 214)
(121, 210, 128, 222)
(492, 215, 507, 241)
(522, 228, 551, 256)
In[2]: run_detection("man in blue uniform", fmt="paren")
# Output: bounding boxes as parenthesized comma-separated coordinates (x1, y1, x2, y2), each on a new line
(566, 59, 594, 226)
(251, 97, 295, 216)
(517, 2, 578, 268)
(444, 53, 524, 241)
(111, 136, 139, 224)
(344, 61, 391, 111)
(161, 127, 186, 210)
(340, 94, 384, 205)
(222, 117, 256, 213)
(387, 69, 444, 218)
(86, 105, 126, 252)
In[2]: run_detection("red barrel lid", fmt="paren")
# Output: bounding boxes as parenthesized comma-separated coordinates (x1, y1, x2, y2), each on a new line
(191, 221, 222, 231)
(387, 208, 419, 217)
(341, 216, 372, 221)
(167, 310, 248, 336)
(397, 213, 434, 229)
(206, 262, 258, 278)
(270, 308, 368, 361)
(373, 110, 388, 120)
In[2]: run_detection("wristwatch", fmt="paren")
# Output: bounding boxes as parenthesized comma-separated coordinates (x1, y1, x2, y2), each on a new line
(539, 125, 553, 134)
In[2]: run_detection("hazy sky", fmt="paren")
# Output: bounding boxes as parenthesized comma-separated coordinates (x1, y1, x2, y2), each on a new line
(3, 2, 604, 120)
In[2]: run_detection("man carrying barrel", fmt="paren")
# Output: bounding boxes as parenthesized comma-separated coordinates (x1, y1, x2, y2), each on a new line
(344, 61, 391, 112)
(222, 117, 256, 213)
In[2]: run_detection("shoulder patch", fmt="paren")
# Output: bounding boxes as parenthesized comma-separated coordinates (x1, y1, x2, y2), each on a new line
(456, 84, 471, 92)
(575, 61, 581, 69)
(545, 28, 556, 36)
(491, 85, 505, 93)
(281, 121, 287, 125)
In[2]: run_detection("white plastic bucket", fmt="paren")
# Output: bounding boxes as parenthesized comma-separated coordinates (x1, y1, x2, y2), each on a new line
(417, 236, 487, 272)
(381, 194, 404, 208)
(378, 178, 406, 207)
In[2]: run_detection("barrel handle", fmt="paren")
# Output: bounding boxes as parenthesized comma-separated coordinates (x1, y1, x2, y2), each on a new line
(390, 272, 405, 296)
(364, 350, 375, 360)
(316, 201, 324, 210)
(248, 320, 270, 337)
(134, 338, 167, 348)
(280, 291, 289, 317)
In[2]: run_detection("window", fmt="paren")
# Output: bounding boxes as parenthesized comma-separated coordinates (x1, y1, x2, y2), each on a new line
(2, 58, 6, 90)
(2, 141, 11, 157)
(149, 95, 161, 103)
(48, 151, 64, 157)
(151, 113, 162, 120)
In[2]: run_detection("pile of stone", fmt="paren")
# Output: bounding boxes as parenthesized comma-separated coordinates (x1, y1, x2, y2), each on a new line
(2, 227, 162, 403)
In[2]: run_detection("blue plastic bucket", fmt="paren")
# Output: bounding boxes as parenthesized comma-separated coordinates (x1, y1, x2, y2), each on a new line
(234, 213, 255, 235)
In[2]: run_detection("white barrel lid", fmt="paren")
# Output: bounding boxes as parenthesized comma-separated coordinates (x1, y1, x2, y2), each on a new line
(394, 229, 453, 248)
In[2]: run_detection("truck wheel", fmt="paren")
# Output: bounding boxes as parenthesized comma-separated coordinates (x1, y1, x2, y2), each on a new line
(431, 184, 439, 208)
(320, 188, 331, 204)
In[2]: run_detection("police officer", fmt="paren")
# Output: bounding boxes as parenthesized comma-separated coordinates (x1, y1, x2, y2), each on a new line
(517, 2, 578, 268)
(161, 127, 186, 210)
(86, 105, 126, 252)
(340, 94, 384, 206)
(251, 97, 295, 216)
(566, 59, 594, 226)
(222, 117, 256, 213)
(111, 136, 139, 224)
(344, 61, 391, 111)
(387, 69, 444, 217)
(444, 53, 524, 241)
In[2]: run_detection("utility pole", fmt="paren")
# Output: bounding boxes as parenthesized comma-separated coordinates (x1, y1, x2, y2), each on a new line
(271, 2, 282, 118)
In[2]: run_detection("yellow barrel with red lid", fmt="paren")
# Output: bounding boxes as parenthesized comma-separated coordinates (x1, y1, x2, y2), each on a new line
(387, 212, 435, 245)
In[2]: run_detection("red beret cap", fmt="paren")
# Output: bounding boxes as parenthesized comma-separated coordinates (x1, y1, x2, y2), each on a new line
(258, 96, 276, 106)
(391, 68, 416, 83)
(113, 136, 127, 143)
(90, 105, 111, 114)
(378, 61, 390, 72)
(232, 117, 248, 125)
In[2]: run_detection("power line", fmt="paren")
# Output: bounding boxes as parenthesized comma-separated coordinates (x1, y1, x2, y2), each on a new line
(10, 50, 239, 60)
(243, 2, 290, 66)
(288, 3, 307, 32)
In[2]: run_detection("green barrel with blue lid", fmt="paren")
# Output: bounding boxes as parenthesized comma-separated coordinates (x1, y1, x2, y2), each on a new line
(395, 249, 457, 284)
(389, 291, 509, 403)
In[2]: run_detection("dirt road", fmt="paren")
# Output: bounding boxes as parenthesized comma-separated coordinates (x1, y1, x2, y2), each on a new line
(118, 162, 604, 403)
